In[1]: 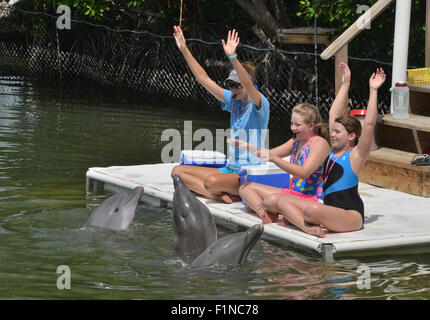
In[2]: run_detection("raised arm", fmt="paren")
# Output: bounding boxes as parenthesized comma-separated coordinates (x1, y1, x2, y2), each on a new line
(173, 26, 225, 102)
(222, 30, 262, 108)
(329, 63, 351, 131)
(353, 68, 386, 168)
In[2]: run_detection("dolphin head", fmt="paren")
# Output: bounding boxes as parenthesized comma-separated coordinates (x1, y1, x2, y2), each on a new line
(172, 174, 185, 190)
(172, 175, 193, 222)
(171, 174, 217, 256)
(190, 224, 264, 269)
(236, 224, 264, 263)
(87, 186, 145, 230)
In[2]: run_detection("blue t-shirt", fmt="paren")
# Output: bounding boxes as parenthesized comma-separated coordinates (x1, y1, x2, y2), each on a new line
(220, 89, 270, 171)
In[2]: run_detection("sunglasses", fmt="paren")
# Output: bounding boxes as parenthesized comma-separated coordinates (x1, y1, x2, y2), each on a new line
(225, 81, 242, 90)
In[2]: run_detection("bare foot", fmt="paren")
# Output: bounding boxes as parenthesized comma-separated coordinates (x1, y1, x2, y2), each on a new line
(278, 217, 292, 227)
(304, 225, 326, 238)
(219, 193, 233, 204)
(258, 211, 280, 224)
(217, 193, 241, 204)
(267, 212, 280, 223)
(230, 195, 241, 203)
(259, 213, 273, 224)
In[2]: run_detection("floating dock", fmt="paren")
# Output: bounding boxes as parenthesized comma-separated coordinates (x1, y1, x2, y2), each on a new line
(86, 163, 430, 261)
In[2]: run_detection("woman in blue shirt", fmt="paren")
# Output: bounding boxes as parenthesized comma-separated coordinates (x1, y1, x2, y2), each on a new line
(171, 27, 270, 203)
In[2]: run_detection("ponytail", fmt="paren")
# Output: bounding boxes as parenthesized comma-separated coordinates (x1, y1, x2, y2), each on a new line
(292, 103, 330, 144)
(314, 122, 330, 144)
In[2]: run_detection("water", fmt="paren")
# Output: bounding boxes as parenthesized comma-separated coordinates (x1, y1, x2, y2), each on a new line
(1, 73, 430, 300)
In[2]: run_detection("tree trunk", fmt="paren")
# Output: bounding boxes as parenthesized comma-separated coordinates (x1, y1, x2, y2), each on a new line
(234, 0, 283, 38)
(236, 0, 291, 39)
(269, 0, 292, 28)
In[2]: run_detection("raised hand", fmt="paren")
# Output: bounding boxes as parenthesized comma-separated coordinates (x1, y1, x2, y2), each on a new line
(222, 29, 240, 58)
(173, 25, 186, 52)
(227, 138, 249, 150)
(369, 68, 386, 91)
(339, 62, 351, 85)
(255, 147, 271, 162)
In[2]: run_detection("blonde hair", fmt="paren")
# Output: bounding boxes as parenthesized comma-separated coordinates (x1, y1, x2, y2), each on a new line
(292, 103, 330, 143)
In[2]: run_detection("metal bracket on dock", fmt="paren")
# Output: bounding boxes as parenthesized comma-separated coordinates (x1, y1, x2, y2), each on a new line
(321, 244, 334, 262)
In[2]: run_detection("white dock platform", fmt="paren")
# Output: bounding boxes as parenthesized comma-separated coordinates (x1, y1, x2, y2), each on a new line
(86, 163, 430, 261)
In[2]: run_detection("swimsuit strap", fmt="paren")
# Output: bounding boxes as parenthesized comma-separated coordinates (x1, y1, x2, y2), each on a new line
(324, 147, 353, 184)
(289, 135, 317, 190)
(290, 135, 316, 165)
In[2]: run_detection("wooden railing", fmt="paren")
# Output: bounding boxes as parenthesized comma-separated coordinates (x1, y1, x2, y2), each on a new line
(322, 0, 430, 99)
(321, 0, 394, 60)
(320, 0, 394, 99)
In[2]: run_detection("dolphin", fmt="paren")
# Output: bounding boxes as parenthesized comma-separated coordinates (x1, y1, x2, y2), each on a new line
(87, 186, 145, 230)
(172, 175, 217, 256)
(190, 224, 264, 269)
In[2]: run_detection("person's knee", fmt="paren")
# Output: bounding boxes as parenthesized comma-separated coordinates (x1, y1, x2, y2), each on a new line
(263, 194, 279, 211)
(204, 175, 219, 191)
(276, 196, 288, 207)
(304, 203, 319, 222)
(171, 165, 182, 178)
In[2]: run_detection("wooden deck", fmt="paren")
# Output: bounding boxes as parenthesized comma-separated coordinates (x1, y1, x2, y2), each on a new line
(86, 162, 430, 261)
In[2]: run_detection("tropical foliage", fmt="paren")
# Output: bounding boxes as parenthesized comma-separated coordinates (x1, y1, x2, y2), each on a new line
(8, 0, 429, 66)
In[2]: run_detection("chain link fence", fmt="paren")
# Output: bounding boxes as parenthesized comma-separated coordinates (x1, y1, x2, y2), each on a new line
(0, 7, 392, 129)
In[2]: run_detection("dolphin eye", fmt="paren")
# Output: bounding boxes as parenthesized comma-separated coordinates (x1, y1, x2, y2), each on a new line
(114, 208, 119, 213)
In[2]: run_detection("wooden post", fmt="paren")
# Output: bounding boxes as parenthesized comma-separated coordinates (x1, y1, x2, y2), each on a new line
(335, 44, 349, 113)
(179, 0, 183, 27)
(426, 0, 430, 66)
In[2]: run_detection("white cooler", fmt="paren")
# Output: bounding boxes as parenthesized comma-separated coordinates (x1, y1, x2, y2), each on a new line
(239, 158, 290, 189)
(180, 150, 227, 168)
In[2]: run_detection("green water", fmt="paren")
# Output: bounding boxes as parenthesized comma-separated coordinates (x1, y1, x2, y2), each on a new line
(1, 73, 430, 300)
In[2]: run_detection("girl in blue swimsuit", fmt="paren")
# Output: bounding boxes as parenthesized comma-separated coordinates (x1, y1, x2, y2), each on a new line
(265, 63, 386, 238)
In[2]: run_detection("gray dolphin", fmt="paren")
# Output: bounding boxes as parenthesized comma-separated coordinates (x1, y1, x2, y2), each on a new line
(172, 175, 217, 256)
(87, 186, 145, 230)
(190, 224, 264, 269)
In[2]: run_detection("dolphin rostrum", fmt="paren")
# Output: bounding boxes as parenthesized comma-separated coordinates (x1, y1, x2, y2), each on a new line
(190, 224, 264, 269)
(87, 186, 145, 230)
(172, 175, 217, 256)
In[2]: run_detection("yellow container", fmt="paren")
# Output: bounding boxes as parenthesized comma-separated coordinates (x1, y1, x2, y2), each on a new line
(407, 67, 430, 85)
